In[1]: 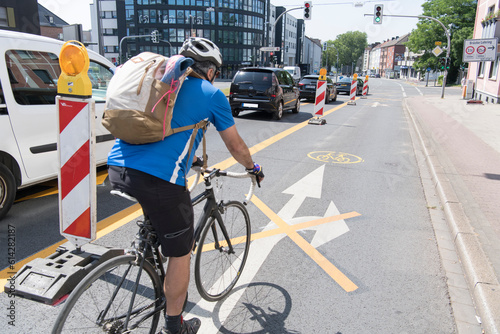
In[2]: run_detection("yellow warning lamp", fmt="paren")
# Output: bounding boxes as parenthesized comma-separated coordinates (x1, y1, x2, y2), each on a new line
(353, 73, 358, 81)
(57, 40, 92, 98)
(365, 75, 369, 81)
(319, 68, 327, 81)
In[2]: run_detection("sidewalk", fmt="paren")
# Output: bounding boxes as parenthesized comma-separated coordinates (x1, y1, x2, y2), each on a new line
(405, 83, 500, 334)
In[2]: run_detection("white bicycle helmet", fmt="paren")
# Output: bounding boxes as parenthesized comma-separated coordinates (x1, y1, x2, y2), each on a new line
(180, 37, 223, 67)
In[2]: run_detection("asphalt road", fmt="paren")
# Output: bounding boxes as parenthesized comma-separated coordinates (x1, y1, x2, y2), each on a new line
(1, 78, 464, 333)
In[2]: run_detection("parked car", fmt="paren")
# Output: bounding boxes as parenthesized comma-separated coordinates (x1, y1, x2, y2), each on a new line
(335, 77, 369, 95)
(298, 75, 337, 103)
(229, 67, 300, 120)
(0, 30, 116, 220)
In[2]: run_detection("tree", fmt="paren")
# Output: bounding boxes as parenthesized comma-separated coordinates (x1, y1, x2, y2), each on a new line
(406, 0, 476, 83)
(323, 31, 367, 74)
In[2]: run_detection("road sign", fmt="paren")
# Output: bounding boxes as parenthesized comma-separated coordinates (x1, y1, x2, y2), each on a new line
(260, 46, 280, 52)
(463, 38, 498, 62)
(432, 46, 443, 57)
(435, 41, 442, 46)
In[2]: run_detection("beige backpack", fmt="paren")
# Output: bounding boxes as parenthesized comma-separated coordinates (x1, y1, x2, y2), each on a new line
(102, 52, 208, 145)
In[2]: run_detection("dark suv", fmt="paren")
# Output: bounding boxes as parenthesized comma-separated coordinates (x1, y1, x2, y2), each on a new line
(229, 67, 300, 120)
(298, 75, 337, 103)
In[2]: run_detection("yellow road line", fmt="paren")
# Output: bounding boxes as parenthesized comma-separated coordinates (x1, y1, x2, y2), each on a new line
(251, 195, 359, 292)
(199, 211, 360, 252)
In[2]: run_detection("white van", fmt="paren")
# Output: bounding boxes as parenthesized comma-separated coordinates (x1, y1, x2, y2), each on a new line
(284, 66, 301, 82)
(0, 30, 115, 220)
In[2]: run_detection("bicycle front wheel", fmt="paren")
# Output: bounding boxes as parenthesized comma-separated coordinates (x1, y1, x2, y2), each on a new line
(52, 254, 163, 334)
(195, 200, 251, 301)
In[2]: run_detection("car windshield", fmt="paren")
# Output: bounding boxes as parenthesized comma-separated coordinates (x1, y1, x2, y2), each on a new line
(338, 77, 352, 82)
(233, 71, 273, 89)
(300, 77, 318, 84)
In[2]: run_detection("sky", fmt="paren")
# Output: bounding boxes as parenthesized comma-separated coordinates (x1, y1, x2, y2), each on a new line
(38, 0, 426, 44)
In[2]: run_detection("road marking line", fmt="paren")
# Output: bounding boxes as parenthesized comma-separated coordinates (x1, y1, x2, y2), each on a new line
(198, 211, 361, 252)
(251, 195, 359, 292)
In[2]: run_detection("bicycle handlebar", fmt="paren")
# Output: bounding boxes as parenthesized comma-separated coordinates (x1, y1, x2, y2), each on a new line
(188, 168, 256, 205)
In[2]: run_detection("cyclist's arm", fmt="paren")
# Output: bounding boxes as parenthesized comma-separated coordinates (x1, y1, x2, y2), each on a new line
(218, 125, 254, 170)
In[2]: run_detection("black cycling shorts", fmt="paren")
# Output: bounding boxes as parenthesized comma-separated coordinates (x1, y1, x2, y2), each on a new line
(108, 165, 194, 258)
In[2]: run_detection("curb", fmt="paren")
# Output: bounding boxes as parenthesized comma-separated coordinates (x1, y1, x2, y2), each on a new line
(404, 98, 500, 334)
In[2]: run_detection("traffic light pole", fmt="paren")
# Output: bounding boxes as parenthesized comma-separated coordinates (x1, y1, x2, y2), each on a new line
(365, 13, 451, 98)
(118, 34, 151, 64)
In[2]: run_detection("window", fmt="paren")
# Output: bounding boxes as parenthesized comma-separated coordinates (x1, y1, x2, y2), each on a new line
(6, 50, 113, 105)
(489, 56, 499, 80)
(0, 7, 8, 27)
(478, 61, 485, 77)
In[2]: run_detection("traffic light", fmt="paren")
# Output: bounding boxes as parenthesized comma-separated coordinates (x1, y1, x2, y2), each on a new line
(445, 57, 450, 70)
(304, 1, 312, 20)
(151, 30, 159, 43)
(439, 57, 446, 70)
(323, 42, 327, 52)
(374, 4, 383, 24)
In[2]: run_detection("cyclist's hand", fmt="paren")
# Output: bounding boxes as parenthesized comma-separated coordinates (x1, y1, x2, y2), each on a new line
(246, 163, 264, 188)
(191, 155, 207, 171)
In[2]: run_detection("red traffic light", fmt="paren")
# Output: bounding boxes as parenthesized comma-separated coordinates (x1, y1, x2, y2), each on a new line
(305, 2, 310, 7)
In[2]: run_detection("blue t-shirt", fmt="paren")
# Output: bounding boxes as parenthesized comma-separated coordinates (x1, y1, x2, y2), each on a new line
(107, 76, 235, 186)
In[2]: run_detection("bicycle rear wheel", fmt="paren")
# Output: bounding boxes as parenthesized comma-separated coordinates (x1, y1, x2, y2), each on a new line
(194, 201, 251, 301)
(52, 254, 163, 334)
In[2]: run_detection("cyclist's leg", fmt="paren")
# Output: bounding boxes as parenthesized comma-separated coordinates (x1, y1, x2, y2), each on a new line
(164, 252, 191, 316)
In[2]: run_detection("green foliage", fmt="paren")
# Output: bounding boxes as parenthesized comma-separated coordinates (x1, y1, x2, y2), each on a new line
(406, 0, 476, 83)
(322, 31, 367, 72)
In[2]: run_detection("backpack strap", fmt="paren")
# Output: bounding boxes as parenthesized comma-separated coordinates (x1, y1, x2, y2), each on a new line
(183, 120, 209, 190)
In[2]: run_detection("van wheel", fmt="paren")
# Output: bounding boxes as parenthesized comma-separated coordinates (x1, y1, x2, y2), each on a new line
(332, 93, 337, 102)
(273, 102, 283, 120)
(0, 164, 16, 221)
(232, 109, 240, 117)
(325, 92, 330, 104)
(292, 98, 300, 113)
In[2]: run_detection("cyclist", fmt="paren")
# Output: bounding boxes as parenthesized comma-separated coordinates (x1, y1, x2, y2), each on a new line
(107, 37, 264, 334)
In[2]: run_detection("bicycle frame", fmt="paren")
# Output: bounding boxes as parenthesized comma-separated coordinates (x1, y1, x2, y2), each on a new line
(96, 168, 255, 331)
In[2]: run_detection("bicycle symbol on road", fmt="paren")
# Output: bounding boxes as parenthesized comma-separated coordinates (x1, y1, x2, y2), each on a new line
(308, 151, 364, 164)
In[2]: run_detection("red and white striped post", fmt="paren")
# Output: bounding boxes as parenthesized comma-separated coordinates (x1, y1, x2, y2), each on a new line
(309, 68, 327, 125)
(57, 41, 96, 249)
(347, 73, 358, 105)
(361, 75, 369, 99)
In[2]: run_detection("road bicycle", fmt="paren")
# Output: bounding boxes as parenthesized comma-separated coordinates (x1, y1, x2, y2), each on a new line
(52, 168, 256, 334)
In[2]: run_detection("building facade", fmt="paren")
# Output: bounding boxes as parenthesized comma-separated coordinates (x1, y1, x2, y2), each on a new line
(0, 0, 40, 35)
(467, 0, 500, 103)
(273, 6, 303, 67)
(302, 36, 321, 75)
(91, 0, 268, 79)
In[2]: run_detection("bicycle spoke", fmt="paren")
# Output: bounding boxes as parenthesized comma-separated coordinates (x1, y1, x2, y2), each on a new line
(195, 201, 251, 301)
(53, 255, 162, 333)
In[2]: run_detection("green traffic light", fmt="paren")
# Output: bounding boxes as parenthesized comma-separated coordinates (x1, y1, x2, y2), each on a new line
(375, 17, 381, 22)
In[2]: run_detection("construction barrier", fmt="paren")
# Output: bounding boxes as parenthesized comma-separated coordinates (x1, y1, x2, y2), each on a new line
(57, 41, 97, 248)
(309, 68, 327, 125)
(361, 75, 368, 99)
(347, 73, 357, 105)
